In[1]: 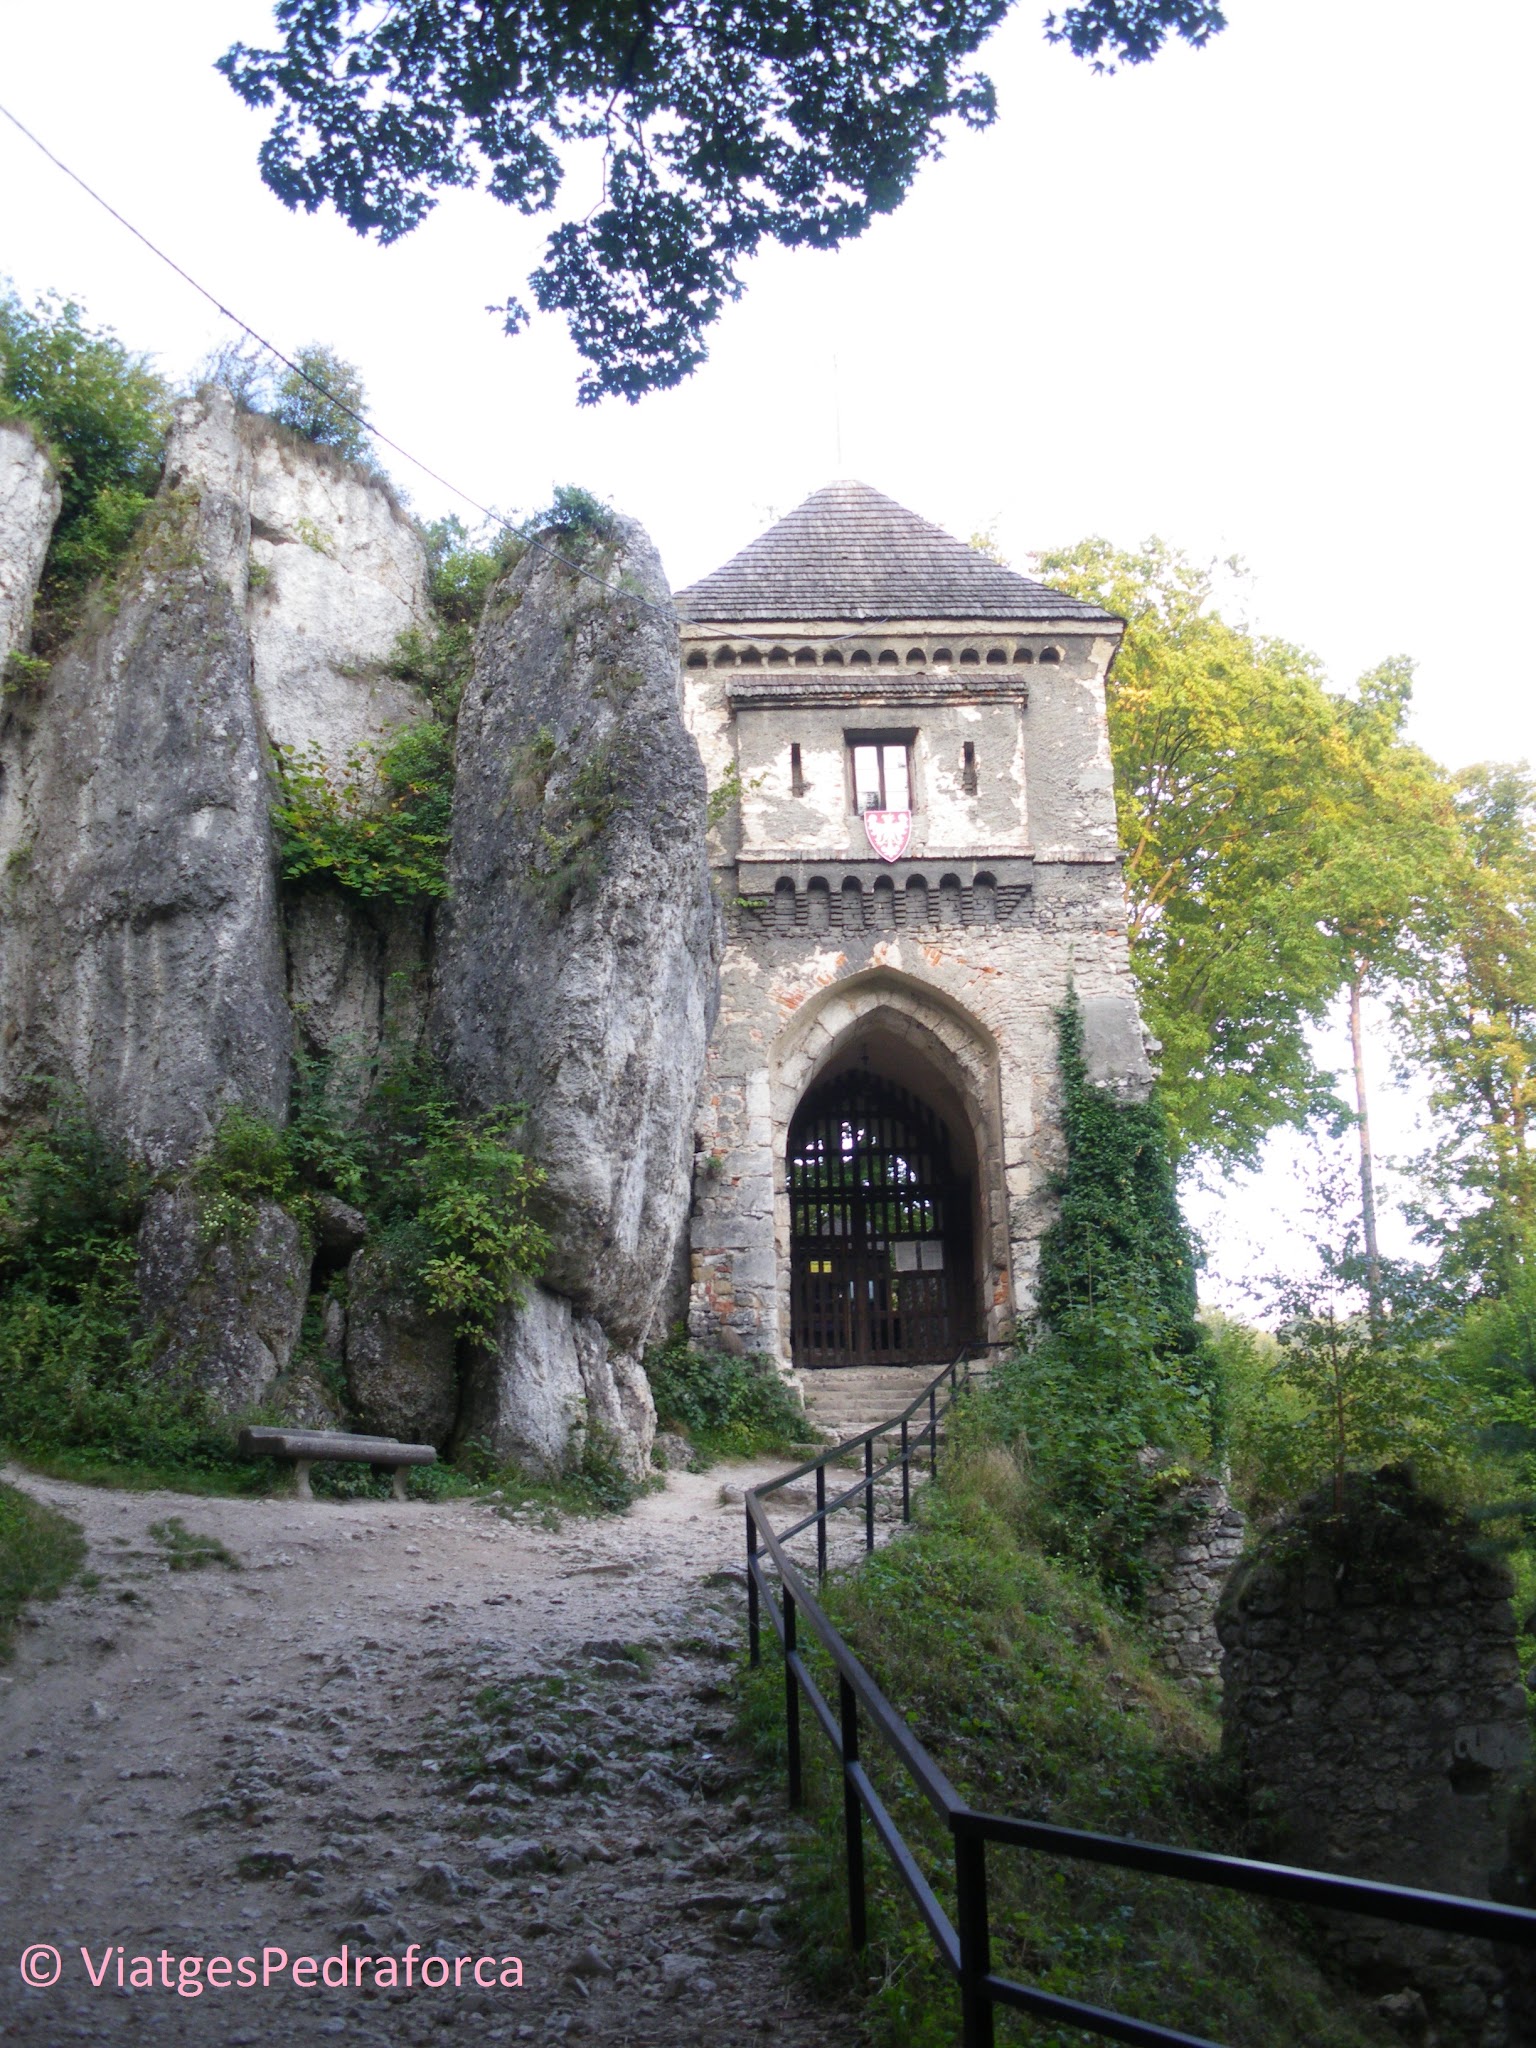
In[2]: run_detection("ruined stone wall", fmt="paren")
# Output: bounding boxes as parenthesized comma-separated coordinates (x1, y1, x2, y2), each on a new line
(1142, 1478, 1245, 1692)
(1216, 1472, 1532, 2041)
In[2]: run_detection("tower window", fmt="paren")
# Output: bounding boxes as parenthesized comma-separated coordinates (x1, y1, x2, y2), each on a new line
(848, 735, 913, 814)
(962, 741, 978, 795)
(790, 742, 806, 797)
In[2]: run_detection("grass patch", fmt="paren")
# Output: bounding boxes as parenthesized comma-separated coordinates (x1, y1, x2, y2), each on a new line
(147, 1516, 242, 1571)
(0, 1478, 86, 1659)
(736, 1449, 1390, 2048)
(646, 1332, 813, 1467)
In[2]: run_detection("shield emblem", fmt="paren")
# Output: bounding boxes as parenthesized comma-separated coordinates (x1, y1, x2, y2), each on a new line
(864, 809, 912, 863)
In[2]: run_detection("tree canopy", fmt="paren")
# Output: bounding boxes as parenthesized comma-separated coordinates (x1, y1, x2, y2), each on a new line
(1037, 540, 1457, 1177)
(219, 1, 1224, 403)
(1396, 764, 1536, 1292)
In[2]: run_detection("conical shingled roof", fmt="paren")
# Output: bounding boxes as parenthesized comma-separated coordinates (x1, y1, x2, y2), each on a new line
(674, 481, 1114, 624)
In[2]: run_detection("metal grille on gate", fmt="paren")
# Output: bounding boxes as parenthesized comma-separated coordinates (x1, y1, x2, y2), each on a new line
(788, 1073, 972, 1369)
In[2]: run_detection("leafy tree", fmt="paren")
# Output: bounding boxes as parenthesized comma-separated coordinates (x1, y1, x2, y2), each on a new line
(1258, 1233, 1469, 1515)
(1396, 764, 1536, 1294)
(1039, 540, 1461, 1194)
(1039, 538, 1352, 1164)
(0, 286, 170, 629)
(270, 341, 375, 463)
(219, 2, 1224, 403)
(1283, 660, 1459, 1312)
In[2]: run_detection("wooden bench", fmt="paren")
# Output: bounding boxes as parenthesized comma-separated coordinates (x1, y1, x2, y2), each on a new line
(238, 1427, 437, 1501)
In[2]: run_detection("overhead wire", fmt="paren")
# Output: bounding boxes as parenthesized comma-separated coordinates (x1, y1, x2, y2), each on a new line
(0, 96, 670, 617)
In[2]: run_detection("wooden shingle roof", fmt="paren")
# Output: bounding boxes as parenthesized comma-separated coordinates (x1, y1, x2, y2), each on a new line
(675, 481, 1114, 625)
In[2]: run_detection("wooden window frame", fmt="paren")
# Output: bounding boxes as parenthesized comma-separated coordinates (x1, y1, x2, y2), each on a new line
(846, 728, 917, 815)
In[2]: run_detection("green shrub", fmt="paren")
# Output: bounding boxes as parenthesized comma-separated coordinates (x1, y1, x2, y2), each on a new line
(384, 515, 521, 720)
(646, 1332, 809, 1464)
(536, 483, 616, 549)
(0, 1052, 548, 1486)
(962, 1312, 1217, 1606)
(192, 1102, 302, 1241)
(0, 286, 170, 634)
(269, 343, 375, 465)
(192, 1046, 549, 1341)
(0, 1098, 252, 1483)
(0, 1480, 85, 1660)
(271, 717, 454, 901)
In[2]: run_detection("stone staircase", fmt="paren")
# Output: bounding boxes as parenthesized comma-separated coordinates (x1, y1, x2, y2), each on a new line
(800, 1363, 962, 1448)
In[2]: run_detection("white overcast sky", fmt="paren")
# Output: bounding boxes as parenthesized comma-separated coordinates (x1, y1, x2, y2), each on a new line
(2, 0, 1532, 1302)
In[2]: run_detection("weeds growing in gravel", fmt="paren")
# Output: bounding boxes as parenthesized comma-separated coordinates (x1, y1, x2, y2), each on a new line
(0, 1479, 86, 1658)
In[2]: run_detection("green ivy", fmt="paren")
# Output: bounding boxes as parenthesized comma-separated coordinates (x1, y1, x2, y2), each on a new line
(977, 997, 1218, 1604)
(1038, 995, 1202, 1356)
(271, 718, 454, 902)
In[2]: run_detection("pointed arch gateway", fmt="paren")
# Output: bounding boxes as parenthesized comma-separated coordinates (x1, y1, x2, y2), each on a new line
(788, 1069, 976, 1367)
(772, 971, 1008, 1371)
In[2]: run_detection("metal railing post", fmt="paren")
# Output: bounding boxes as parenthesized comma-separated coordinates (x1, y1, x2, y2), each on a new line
(840, 1674, 867, 1950)
(784, 1585, 802, 1807)
(816, 1461, 828, 1582)
(746, 1506, 760, 1667)
(901, 1416, 911, 1522)
(929, 1385, 939, 1478)
(864, 1435, 875, 1552)
(955, 1825, 995, 2048)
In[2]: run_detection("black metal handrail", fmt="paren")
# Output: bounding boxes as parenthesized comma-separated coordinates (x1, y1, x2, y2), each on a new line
(744, 1350, 1536, 2048)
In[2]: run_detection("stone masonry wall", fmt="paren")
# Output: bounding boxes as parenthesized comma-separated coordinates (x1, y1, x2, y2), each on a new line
(682, 621, 1153, 1362)
(1216, 1470, 1532, 2043)
(1143, 1477, 1246, 1692)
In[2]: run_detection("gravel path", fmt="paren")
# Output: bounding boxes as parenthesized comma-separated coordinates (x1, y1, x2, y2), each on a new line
(0, 1458, 865, 2047)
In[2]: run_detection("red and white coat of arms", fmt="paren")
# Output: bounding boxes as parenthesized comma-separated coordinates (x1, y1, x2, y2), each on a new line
(863, 810, 912, 863)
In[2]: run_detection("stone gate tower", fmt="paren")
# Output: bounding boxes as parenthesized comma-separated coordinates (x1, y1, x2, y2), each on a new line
(677, 483, 1152, 1372)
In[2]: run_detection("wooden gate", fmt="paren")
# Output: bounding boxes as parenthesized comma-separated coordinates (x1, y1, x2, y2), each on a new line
(788, 1073, 972, 1369)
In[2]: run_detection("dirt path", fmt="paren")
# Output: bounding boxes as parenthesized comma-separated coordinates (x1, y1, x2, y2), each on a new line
(0, 1456, 868, 2047)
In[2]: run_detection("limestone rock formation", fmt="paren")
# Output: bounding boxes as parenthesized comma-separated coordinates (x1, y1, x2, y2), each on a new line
(345, 1248, 459, 1447)
(434, 514, 719, 1473)
(1, 413, 717, 1471)
(136, 1190, 308, 1414)
(0, 388, 290, 1168)
(459, 1283, 656, 1481)
(284, 887, 432, 1069)
(0, 422, 59, 670)
(246, 419, 432, 768)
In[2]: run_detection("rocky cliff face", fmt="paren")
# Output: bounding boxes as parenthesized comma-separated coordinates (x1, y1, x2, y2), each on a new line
(434, 518, 721, 1478)
(0, 419, 715, 1481)
(436, 519, 721, 1349)
(246, 418, 432, 771)
(0, 389, 291, 1168)
(0, 422, 60, 673)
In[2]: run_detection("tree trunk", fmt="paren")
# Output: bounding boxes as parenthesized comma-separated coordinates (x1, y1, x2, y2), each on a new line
(1349, 967, 1383, 1321)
